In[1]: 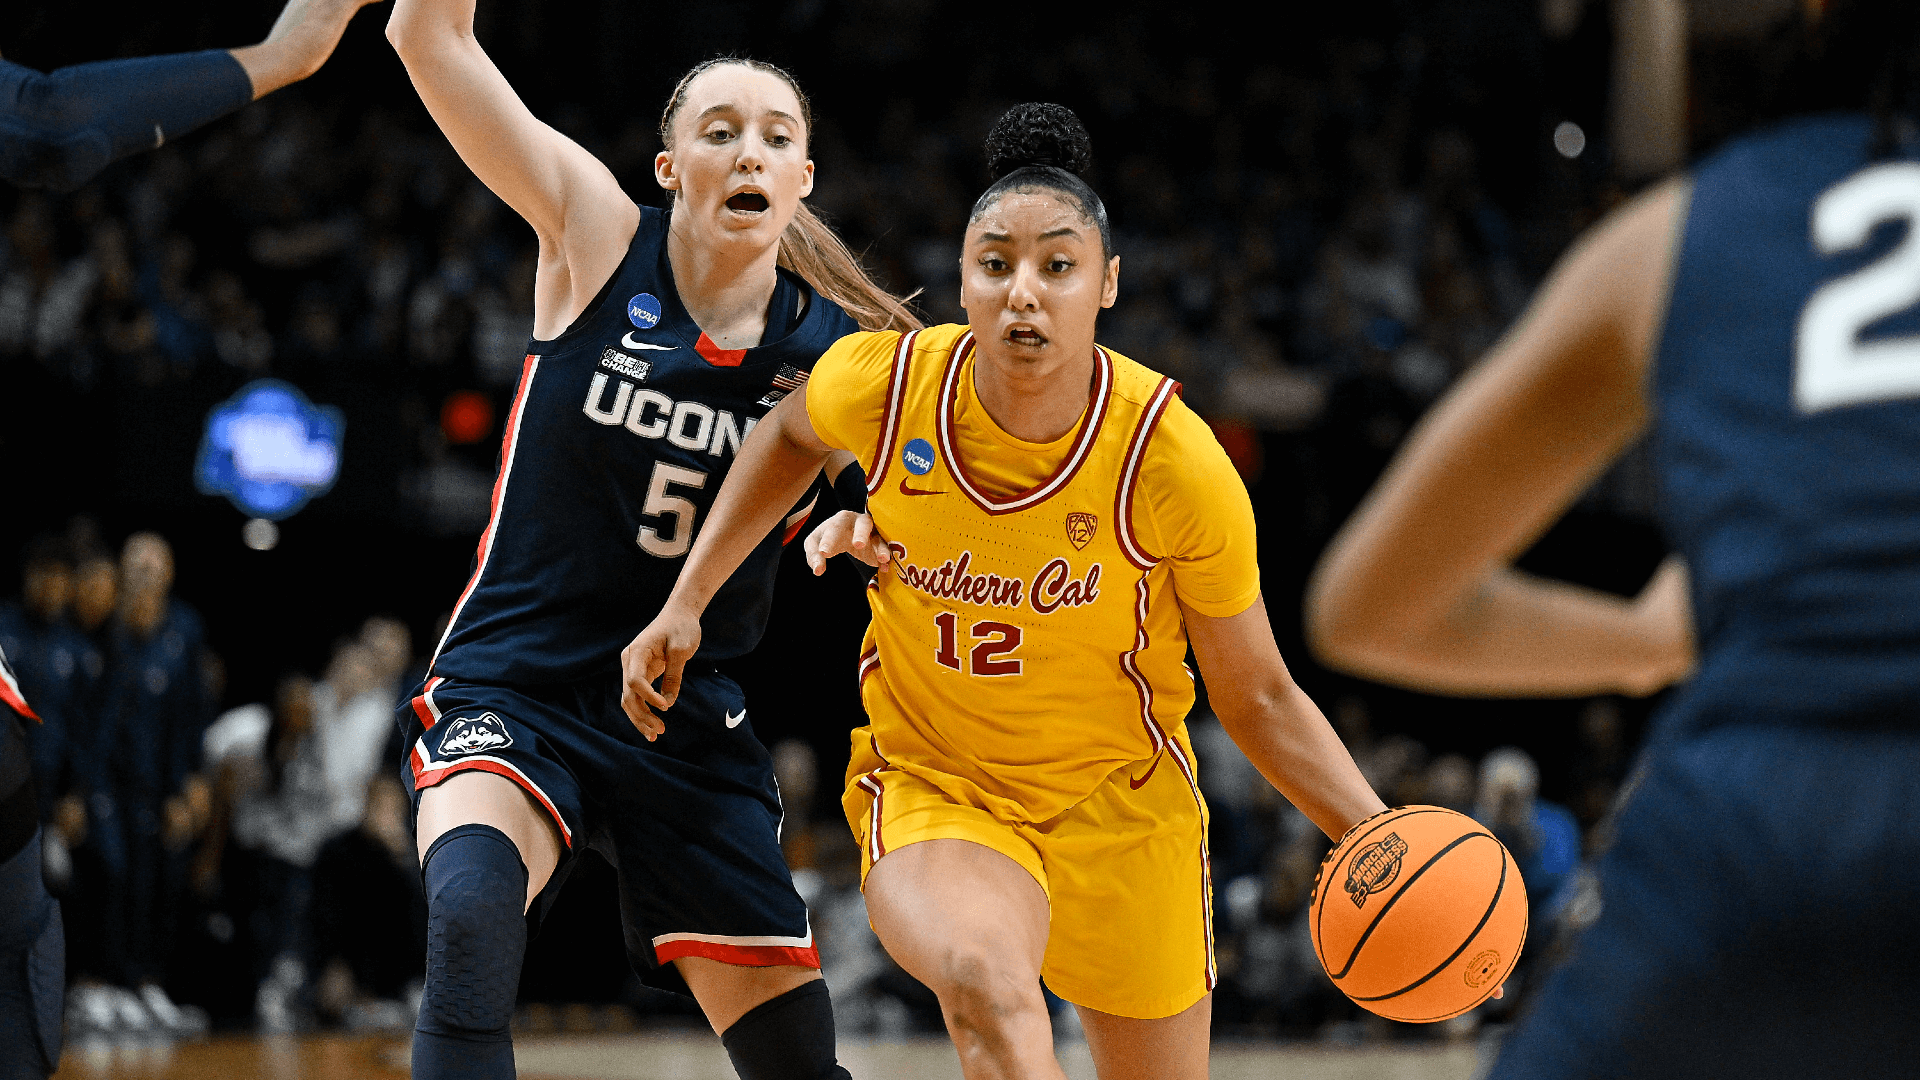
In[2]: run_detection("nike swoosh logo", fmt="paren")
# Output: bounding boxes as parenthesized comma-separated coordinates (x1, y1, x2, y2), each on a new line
(725, 709, 746, 728)
(898, 476, 947, 497)
(622, 333, 677, 351)
(1128, 751, 1163, 790)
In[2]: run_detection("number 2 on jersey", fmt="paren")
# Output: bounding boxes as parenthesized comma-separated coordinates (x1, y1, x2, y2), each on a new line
(934, 612, 1024, 676)
(1796, 162, 1920, 412)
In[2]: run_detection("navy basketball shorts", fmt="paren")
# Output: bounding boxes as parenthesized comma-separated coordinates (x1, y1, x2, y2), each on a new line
(396, 663, 816, 975)
(1487, 725, 1920, 1080)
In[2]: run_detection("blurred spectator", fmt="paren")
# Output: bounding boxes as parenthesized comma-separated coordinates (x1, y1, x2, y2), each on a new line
(67, 532, 212, 1035)
(1475, 747, 1581, 912)
(0, 534, 93, 828)
(309, 775, 425, 1032)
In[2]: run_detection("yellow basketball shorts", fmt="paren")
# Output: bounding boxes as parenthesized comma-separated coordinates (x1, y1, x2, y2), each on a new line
(843, 732, 1217, 1019)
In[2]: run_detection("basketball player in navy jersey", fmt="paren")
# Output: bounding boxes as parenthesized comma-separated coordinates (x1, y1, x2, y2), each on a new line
(1307, 2, 1920, 1076)
(0, 645, 62, 1079)
(386, 2, 918, 1077)
(2, 0, 382, 191)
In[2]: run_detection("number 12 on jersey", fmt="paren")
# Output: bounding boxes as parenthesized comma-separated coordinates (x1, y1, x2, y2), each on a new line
(934, 612, 1023, 676)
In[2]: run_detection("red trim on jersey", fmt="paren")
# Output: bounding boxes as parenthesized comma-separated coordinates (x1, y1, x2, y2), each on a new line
(409, 676, 445, 731)
(1120, 575, 1168, 766)
(695, 332, 748, 367)
(1114, 377, 1178, 571)
(867, 330, 921, 496)
(856, 647, 880, 685)
(937, 335, 1113, 516)
(410, 754, 574, 849)
(781, 495, 818, 546)
(0, 675, 38, 722)
(430, 355, 540, 672)
(652, 939, 821, 969)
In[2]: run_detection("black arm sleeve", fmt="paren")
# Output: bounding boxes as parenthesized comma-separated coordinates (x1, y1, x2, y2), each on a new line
(0, 50, 253, 191)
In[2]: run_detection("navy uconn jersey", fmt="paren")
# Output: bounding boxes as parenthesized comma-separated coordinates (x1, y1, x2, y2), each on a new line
(1653, 113, 1920, 733)
(432, 205, 859, 685)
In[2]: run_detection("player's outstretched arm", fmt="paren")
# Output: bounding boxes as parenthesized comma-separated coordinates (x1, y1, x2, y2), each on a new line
(1305, 180, 1695, 698)
(230, 0, 385, 99)
(619, 388, 835, 737)
(386, 0, 636, 332)
(1185, 596, 1386, 842)
(0, 0, 377, 191)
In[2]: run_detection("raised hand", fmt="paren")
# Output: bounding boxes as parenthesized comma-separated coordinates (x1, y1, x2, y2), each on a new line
(619, 603, 703, 740)
(803, 510, 892, 576)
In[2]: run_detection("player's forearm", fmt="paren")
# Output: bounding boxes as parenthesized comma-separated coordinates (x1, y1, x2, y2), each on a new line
(1216, 682, 1385, 842)
(666, 407, 829, 615)
(387, 0, 477, 56)
(0, 53, 252, 190)
(231, 0, 377, 100)
(1316, 566, 1685, 697)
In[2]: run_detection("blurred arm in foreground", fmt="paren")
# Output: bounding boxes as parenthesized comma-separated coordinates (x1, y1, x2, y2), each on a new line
(0, 0, 382, 191)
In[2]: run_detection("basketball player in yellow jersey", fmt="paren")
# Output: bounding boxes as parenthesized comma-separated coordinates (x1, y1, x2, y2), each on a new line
(623, 104, 1385, 1080)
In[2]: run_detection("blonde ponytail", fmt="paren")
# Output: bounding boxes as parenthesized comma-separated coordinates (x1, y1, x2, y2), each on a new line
(779, 203, 923, 333)
(661, 57, 923, 334)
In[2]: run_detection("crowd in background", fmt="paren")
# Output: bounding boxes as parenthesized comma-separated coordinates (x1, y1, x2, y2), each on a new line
(1, 0, 1663, 1047)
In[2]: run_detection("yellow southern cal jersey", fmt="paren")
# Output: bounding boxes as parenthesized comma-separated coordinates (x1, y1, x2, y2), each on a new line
(808, 323, 1261, 1017)
(808, 323, 1261, 825)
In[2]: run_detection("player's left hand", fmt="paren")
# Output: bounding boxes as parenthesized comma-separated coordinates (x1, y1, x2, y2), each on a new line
(803, 510, 892, 575)
(620, 604, 702, 741)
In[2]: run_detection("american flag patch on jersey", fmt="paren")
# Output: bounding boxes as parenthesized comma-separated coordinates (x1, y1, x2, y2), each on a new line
(758, 365, 811, 408)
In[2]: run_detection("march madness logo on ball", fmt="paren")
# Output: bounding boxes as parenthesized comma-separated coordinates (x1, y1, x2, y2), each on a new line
(1064, 512, 1098, 550)
(438, 713, 513, 756)
(1345, 832, 1409, 908)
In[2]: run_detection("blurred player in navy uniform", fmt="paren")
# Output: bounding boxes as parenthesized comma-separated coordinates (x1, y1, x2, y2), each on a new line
(83, 533, 212, 1032)
(0, 536, 92, 829)
(2, 0, 381, 191)
(385, 1, 918, 1076)
(0, 644, 62, 1077)
(1309, 2, 1920, 1076)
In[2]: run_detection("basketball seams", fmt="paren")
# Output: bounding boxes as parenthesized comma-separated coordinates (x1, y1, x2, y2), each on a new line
(1312, 807, 1453, 968)
(1326, 830, 1495, 981)
(1348, 836, 1508, 1002)
(1381, 847, 1528, 1022)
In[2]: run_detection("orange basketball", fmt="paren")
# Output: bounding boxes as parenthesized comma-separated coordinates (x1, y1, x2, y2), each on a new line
(1309, 805, 1528, 1023)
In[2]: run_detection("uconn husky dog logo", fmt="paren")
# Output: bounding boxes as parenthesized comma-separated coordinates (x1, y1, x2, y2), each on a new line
(438, 713, 513, 756)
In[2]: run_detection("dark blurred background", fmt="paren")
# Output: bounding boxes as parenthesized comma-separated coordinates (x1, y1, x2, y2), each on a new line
(2, 0, 1698, 1041)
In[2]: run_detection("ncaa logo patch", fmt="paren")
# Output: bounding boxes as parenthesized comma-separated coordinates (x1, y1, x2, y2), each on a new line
(627, 293, 662, 329)
(438, 713, 513, 757)
(1345, 832, 1408, 908)
(1065, 512, 1098, 550)
(902, 438, 936, 476)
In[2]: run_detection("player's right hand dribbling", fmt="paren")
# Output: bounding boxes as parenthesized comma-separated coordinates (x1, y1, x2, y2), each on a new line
(621, 604, 702, 741)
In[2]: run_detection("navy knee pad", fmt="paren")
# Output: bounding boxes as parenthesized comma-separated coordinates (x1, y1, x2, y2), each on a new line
(0, 830, 63, 1080)
(721, 980, 852, 1080)
(412, 824, 528, 1080)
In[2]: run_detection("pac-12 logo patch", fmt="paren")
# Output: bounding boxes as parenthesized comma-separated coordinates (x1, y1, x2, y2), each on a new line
(1065, 512, 1098, 550)
(438, 713, 513, 757)
(902, 438, 936, 475)
(1345, 831, 1409, 908)
(627, 293, 662, 329)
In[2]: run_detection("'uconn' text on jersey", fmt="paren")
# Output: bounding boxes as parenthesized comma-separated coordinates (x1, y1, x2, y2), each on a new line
(428, 205, 859, 686)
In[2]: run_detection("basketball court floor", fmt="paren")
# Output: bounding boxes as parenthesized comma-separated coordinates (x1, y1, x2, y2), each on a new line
(54, 1032, 1493, 1079)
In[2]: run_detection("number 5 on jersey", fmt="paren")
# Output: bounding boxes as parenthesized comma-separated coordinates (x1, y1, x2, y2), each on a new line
(638, 462, 708, 558)
(934, 612, 1023, 676)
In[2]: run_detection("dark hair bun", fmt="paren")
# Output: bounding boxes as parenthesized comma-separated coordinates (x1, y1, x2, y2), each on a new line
(984, 103, 1092, 181)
